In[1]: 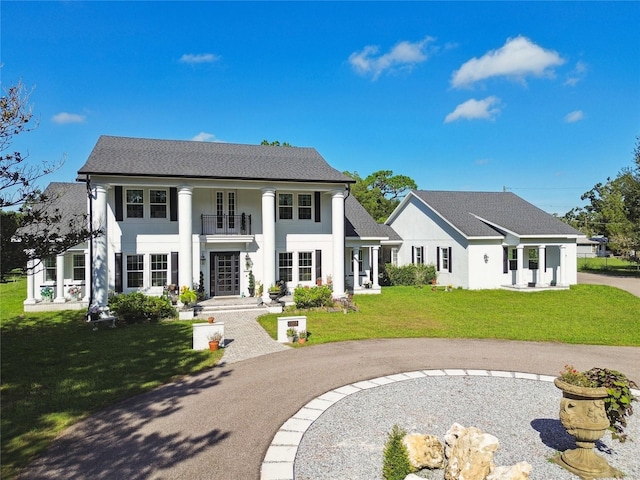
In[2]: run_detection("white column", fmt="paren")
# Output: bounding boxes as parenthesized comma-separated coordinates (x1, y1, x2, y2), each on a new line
(559, 245, 567, 286)
(352, 248, 360, 290)
(331, 189, 345, 297)
(83, 251, 91, 301)
(54, 253, 65, 303)
(178, 186, 193, 290)
(372, 245, 380, 288)
(93, 184, 109, 306)
(25, 258, 36, 304)
(261, 188, 276, 303)
(537, 245, 547, 286)
(516, 245, 525, 287)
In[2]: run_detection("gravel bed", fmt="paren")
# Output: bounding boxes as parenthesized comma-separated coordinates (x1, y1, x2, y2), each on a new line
(294, 376, 639, 480)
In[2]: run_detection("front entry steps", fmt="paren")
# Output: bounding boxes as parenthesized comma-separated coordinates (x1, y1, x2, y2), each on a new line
(195, 296, 266, 316)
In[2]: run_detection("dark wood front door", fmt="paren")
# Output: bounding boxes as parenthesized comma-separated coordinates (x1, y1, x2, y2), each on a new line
(211, 252, 239, 297)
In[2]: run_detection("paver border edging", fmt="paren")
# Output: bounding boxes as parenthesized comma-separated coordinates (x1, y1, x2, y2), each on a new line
(260, 369, 640, 480)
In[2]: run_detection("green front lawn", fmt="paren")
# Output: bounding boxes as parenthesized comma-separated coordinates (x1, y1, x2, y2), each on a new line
(259, 285, 640, 346)
(0, 277, 222, 479)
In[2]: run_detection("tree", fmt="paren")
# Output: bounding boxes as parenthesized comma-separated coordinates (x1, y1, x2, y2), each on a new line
(260, 139, 292, 147)
(344, 170, 417, 223)
(0, 211, 27, 280)
(562, 136, 640, 264)
(0, 80, 98, 270)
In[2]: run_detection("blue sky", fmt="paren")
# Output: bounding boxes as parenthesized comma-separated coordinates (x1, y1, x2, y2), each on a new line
(2, 1, 639, 215)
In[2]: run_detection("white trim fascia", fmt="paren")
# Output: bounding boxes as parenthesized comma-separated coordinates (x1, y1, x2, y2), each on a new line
(199, 235, 254, 244)
(381, 239, 402, 245)
(467, 235, 504, 241)
(384, 191, 415, 225)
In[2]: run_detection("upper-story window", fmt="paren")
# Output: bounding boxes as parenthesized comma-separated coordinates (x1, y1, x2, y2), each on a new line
(126, 189, 144, 218)
(278, 193, 293, 220)
(298, 194, 312, 220)
(150, 190, 167, 218)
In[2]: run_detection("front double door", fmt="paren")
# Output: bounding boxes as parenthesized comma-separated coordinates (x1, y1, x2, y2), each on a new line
(210, 252, 240, 297)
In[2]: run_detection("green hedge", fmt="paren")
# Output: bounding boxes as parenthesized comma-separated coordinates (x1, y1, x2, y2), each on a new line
(293, 285, 333, 309)
(108, 292, 176, 324)
(384, 263, 437, 286)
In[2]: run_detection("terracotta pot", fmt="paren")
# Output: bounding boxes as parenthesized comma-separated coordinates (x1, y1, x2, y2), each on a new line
(208, 316, 215, 323)
(298, 338, 306, 344)
(553, 378, 622, 478)
(209, 341, 219, 351)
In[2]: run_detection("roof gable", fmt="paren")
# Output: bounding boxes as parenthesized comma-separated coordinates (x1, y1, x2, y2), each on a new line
(409, 190, 582, 238)
(345, 195, 388, 239)
(78, 135, 354, 184)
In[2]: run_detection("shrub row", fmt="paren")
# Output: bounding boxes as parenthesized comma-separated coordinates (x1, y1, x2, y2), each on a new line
(293, 285, 333, 309)
(108, 292, 176, 324)
(384, 263, 437, 286)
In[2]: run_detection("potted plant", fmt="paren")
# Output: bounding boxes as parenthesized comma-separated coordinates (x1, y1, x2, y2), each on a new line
(207, 316, 215, 324)
(286, 328, 297, 343)
(68, 285, 82, 300)
(248, 270, 255, 297)
(553, 364, 637, 478)
(41, 286, 54, 302)
(179, 286, 197, 307)
(297, 330, 307, 344)
(208, 332, 223, 351)
(268, 284, 281, 303)
(87, 304, 101, 321)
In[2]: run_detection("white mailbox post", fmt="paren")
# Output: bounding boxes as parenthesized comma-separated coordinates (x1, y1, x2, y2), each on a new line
(277, 316, 307, 343)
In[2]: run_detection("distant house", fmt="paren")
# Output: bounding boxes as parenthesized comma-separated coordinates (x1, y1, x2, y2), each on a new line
(24, 136, 387, 310)
(385, 190, 583, 290)
(577, 235, 609, 258)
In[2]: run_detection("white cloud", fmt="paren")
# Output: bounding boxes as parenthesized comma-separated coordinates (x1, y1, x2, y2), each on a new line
(348, 36, 435, 80)
(451, 36, 565, 88)
(179, 53, 220, 64)
(191, 132, 221, 142)
(444, 96, 501, 123)
(564, 60, 588, 86)
(564, 110, 584, 123)
(52, 112, 86, 124)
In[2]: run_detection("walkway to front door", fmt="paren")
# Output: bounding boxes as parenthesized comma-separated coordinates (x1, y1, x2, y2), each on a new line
(211, 252, 239, 297)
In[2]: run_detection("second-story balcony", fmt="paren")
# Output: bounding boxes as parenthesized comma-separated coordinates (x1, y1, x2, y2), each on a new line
(201, 213, 252, 235)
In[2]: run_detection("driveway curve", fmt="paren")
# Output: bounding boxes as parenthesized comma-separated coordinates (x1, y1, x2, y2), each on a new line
(19, 338, 640, 480)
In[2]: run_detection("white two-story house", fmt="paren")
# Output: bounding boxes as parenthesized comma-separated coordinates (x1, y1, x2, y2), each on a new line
(24, 136, 388, 310)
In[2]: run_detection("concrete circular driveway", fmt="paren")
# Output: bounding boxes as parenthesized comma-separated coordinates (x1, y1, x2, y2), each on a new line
(19, 338, 640, 480)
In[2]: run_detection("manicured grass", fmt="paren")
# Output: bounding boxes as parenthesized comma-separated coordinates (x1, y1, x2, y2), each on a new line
(578, 257, 640, 277)
(259, 285, 640, 346)
(0, 277, 223, 480)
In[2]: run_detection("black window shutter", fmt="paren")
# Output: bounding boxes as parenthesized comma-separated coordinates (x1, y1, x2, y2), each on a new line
(411, 246, 415, 264)
(171, 252, 179, 286)
(314, 191, 321, 222)
(274, 191, 277, 222)
(114, 253, 123, 293)
(170, 187, 178, 221)
(315, 250, 322, 281)
(420, 247, 424, 265)
(448, 247, 452, 273)
(436, 247, 440, 272)
(503, 247, 508, 274)
(115, 186, 123, 221)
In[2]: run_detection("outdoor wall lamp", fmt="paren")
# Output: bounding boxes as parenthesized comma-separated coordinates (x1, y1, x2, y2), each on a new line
(484, 254, 489, 263)
(245, 253, 253, 270)
(200, 253, 206, 264)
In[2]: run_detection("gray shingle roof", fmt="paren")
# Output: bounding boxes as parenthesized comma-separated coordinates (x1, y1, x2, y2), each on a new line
(345, 195, 388, 239)
(19, 182, 87, 236)
(411, 190, 582, 237)
(78, 136, 354, 184)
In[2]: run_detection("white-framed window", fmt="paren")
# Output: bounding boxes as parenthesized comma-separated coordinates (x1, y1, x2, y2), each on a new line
(126, 189, 144, 218)
(216, 192, 224, 228)
(391, 247, 398, 266)
(73, 254, 85, 281)
(44, 257, 56, 282)
(298, 194, 312, 220)
(126, 254, 144, 288)
(509, 248, 518, 271)
(298, 252, 313, 281)
(414, 246, 424, 265)
(149, 190, 167, 218)
(228, 192, 236, 229)
(278, 193, 293, 220)
(441, 247, 449, 271)
(151, 254, 168, 286)
(278, 252, 293, 281)
(350, 249, 363, 273)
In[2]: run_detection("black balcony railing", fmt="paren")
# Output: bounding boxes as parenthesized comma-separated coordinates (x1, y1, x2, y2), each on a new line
(201, 213, 251, 235)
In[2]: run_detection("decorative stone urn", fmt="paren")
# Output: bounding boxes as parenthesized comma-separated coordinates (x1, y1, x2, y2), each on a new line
(554, 378, 622, 479)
